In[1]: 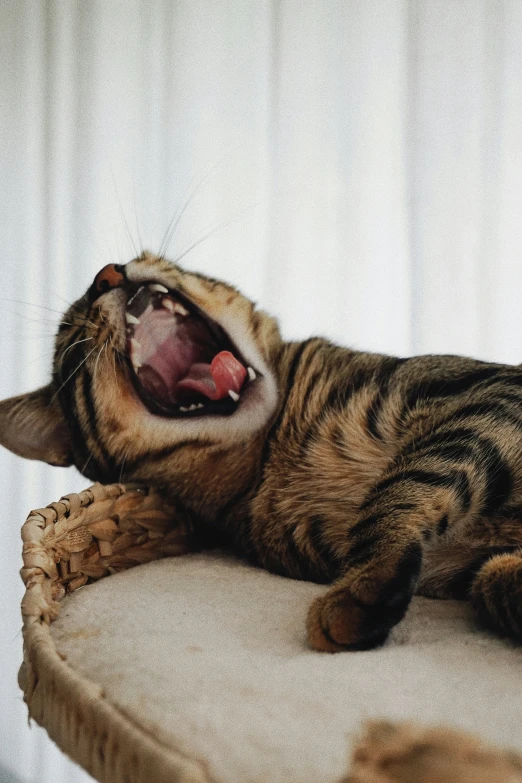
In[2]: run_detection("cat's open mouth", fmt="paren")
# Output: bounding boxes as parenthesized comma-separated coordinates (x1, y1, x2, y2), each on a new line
(125, 282, 257, 417)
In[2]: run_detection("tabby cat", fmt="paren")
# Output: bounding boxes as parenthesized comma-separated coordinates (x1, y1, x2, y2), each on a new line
(2, 252, 522, 652)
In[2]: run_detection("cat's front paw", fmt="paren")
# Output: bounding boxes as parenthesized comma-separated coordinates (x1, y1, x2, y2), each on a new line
(306, 545, 421, 652)
(306, 588, 391, 652)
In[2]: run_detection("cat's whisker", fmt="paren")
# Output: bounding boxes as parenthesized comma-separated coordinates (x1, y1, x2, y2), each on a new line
(55, 297, 102, 328)
(171, 197, 263, 268)
(96, 309, 108, 328)
(132, 178, 144, 255)
(41, 287, 94, 318)
(5, 313, 59, 326)
(56, 320, 99, 332)
(109, 340, 122, 388)
(110, 164, 139, 258)
(57, 337, 95, 375)
(1, 332, 58, 340)
(15, 349, 59, 371)
(1, 298, 80, 319)
(2, 321, 61, 336)
(113, 346, 126, 383)
(93, 341, 109, 380)
(118, 445, 131, 483)
(63, 312, 101, 330)
(159, 148, 243, 260)
(80, 452, 93, 475)
(112, 354, 118, 386)
(46, 287, 90, 312)
(2, 302, 99, 332)
(4, 310, 68, 329)
(51, 344, 98, 402)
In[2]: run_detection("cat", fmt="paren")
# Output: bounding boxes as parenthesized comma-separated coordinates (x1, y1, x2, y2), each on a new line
(2, 251, 522, 652)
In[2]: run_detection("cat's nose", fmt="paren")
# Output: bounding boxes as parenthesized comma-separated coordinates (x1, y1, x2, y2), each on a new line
(89, 264, 127, 302)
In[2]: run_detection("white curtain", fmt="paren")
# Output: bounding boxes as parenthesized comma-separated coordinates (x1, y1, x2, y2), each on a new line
(1, 2, 522, 780)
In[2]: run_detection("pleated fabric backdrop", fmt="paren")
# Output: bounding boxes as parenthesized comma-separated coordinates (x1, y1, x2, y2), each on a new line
(1, 1, 522, 781)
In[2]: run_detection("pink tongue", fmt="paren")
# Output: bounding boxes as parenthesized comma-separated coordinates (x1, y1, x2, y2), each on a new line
(176, 351, 247, 401)
(211, 351, 247, 398)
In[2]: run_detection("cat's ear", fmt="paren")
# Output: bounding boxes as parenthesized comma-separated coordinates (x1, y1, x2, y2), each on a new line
(0, 385, 73, 466)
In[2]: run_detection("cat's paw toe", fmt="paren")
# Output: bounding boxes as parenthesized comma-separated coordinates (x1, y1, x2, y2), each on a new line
(306, 590, 390, 653)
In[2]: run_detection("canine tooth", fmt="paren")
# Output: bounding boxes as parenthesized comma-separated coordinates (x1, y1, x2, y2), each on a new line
(228, 390, 240, 402)
(247, 367, 256, 382)
(130, 338, 142, 357)
(130, 338, 142, 369)
(179, 406, 189, 412)
(162, 299, 188, 316)
(149, 283, 168, 294)
(188, 404, 198, 411)
(131, 346, 142, 371)
(125, 312, 140, 325)
(162, 298, 189, 316)
(196, 403, 204, 409)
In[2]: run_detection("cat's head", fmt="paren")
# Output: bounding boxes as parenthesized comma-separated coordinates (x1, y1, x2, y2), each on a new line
(0, 253, 282, 484)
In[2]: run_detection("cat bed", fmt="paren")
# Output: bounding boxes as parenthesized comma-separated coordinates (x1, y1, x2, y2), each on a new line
(19, 483, 522, 783)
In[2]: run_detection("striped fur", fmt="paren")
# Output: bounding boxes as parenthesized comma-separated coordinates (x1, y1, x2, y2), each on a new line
(2, 251, 522, 652)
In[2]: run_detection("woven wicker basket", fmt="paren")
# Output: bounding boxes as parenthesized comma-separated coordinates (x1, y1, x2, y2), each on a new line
(19, 481, 210, 783)
(18, 482, 522, 783)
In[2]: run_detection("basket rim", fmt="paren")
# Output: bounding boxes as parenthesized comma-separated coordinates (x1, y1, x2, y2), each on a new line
(19, 481, 212, 783)
(20, 482, 521, 783)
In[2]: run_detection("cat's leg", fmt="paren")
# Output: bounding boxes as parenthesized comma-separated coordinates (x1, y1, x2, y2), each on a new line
(418, 503, 522, 634)
(470, 548, 522, 641)
(307, 460, 473, 652)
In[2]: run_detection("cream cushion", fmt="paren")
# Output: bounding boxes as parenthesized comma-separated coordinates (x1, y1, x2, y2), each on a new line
(50, 551, 522, 783)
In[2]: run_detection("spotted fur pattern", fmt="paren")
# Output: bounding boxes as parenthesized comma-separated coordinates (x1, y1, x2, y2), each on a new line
(2, 251, 522, 652)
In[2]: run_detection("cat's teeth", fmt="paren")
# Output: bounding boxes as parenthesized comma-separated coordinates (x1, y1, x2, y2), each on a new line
(188, 404, 198, 411)
(125, 312, 140, 325)
(196, 403, 204, 409)
(130, 338, 142, 369)
(179, 406, 189, 412)
(162, 298, 188, 317)
(228, 390, 240, 402)
(149, 283, 168, 294)
(247, 367, 256, 382)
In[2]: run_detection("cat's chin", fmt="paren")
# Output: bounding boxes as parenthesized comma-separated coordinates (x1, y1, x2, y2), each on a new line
(124, 280, 260, 420)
